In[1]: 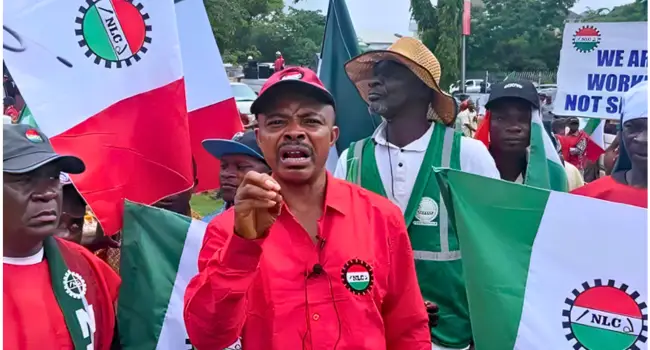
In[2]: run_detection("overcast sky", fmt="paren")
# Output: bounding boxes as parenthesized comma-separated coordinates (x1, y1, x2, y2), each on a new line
(288, 0, 634, 38)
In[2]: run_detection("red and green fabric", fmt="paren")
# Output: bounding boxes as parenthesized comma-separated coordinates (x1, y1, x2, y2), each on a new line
(582, 118, 606, 162)
(44, 236, 108, 349)
(18, 106, 38, 128)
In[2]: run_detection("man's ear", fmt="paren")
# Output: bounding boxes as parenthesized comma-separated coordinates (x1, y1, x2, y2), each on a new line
(330, 126, 340, 147)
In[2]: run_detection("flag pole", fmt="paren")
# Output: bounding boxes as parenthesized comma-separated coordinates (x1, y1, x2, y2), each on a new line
(461, 0, 471, 94)
(461, 36, 466, 94)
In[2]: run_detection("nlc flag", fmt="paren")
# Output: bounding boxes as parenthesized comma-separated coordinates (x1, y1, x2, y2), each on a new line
(4, 0, 193, 235)
(434, 168, 647, 350)
(176, 0, 243, 192)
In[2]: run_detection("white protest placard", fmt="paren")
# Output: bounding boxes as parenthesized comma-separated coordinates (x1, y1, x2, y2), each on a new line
(554, 22, 648, 119)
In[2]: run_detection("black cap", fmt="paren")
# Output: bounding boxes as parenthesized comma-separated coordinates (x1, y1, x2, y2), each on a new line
(485, 80, 540, 110)
(3, 124, 85, 174)
(202, 131, 266, 164)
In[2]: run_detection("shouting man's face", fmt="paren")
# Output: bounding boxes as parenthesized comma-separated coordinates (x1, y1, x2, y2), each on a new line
(256, 91, 338, 185)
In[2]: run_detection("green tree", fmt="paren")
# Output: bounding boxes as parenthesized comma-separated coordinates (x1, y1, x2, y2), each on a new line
(203, 0, 283, 62)
(434, 0, 463, 89)
(582, 0, 648, 22)
(411, 0, 463, 89)
(248, 7, 326, 65)
(464, 0, 576, 73)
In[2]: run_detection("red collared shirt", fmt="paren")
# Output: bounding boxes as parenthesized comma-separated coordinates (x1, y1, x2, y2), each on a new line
(184, 174, 430, 349)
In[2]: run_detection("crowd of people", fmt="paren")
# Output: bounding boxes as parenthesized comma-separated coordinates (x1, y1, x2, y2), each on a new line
(3, 35, 647, 349)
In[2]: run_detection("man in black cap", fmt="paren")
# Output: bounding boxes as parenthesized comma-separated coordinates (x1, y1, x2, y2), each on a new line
(3, 124, 120, 349)
(475, 80, 568, 191)
(201, 130, 270, 222)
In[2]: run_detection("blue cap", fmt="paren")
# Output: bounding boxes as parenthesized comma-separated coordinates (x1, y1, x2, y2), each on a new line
(202, 131, 265, 163)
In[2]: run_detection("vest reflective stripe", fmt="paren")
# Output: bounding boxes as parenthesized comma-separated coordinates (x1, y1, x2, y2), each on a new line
(413, 127, 459, 262)
(438, 127, 455, 257)
(352, 139, 365, 185)
(413, 249, 461, 261)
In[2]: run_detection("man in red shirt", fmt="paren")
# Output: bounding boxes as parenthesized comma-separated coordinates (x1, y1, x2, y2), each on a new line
(184, 67, 430, 349)
(274, 50, 285, 72)
(3, 124, 120, 349)
(572, 81, 647, 208)
(557, 117, 589, 172)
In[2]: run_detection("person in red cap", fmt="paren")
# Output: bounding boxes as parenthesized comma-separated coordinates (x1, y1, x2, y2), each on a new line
(184, 67, 431, 349)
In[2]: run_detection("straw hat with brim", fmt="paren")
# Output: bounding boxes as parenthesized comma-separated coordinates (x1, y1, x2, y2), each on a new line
(345, 37, 457, 125)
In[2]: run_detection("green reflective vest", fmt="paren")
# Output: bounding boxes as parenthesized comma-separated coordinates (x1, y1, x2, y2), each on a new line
(346, 125, 471, 348)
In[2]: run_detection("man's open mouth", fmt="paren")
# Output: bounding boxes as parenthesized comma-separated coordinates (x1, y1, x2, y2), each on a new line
(279, 145, 312, 167)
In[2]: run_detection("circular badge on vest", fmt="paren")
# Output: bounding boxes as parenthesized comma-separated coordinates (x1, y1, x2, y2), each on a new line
(341, 259, 373, 295)
(415, 197, 439, 224)
(63, 270, 87, 299)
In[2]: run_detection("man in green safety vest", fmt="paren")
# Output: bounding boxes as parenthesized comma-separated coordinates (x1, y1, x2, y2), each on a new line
(334, 37, 499, 350)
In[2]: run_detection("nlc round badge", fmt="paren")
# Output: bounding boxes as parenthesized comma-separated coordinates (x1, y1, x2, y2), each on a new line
(76, 0, 152, 68)
(563, 279, 647, 350)
(341, 259, 374, 295)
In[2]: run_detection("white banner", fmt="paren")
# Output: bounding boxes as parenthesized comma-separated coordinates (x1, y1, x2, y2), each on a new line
(554, 22, 648, 119)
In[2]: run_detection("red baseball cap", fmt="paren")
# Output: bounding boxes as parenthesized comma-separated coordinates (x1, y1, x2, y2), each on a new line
(250, 66, 336, 115)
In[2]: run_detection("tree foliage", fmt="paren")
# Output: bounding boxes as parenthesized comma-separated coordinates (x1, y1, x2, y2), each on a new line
(248, 8, 326, 65)
(203, 0, 325, 66)
(410, 0, 462, 88)
(412, 0, 647, 83)
(465, 0, 577, 73)
(582, 0, 648, 22)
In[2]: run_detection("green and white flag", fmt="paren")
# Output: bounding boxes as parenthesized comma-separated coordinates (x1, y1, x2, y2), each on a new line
(118, 201, 218, 349)
(435, 168, 648, 350)
(18, 106, 39, 128)
(582, 118, 607, 162)
(526, 109, 569, 191)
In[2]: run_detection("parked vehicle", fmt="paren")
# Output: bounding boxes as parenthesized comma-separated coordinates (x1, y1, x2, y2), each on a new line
(230, 82, 258, 126)
(449, 79, 491, 94)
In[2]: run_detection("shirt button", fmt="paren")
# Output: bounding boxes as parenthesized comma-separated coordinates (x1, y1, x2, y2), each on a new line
(398, 162, 403, 167)
(312, 313, 320, 321)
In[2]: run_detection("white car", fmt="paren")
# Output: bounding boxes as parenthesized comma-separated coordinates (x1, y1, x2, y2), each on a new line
(449, 79, 490, 94)
(230, 82, 258, 125)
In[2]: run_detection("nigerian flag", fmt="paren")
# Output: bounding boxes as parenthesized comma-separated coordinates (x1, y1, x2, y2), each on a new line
(18, 106, 38, 128)
(435, 168, 648, 350)
(118, 201, 209, 349)
(582, 118, 607, 162)
(319, 0, 380, 171)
